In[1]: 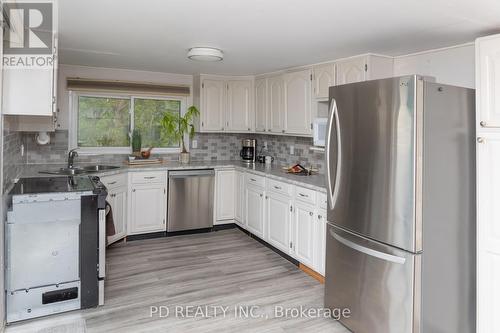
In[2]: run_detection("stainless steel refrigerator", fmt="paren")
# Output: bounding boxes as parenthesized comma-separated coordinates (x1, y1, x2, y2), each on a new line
(324, 75, 475, 333)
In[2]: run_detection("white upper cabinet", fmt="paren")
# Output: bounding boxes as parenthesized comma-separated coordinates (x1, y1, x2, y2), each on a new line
(336, 56, 367, 85)
(3, 36, 58, 117)
(336, 54, 393, 86)
(255, 78, 268, 133)
(284, 69, 312, 135)
(227, 80, 254, 132)
(267, 75, 285, 133)
(216, 169, 236, 222)
(477, 35, 500, 129)
(313, 63, 336, 99)
(201, 79, 225, 131)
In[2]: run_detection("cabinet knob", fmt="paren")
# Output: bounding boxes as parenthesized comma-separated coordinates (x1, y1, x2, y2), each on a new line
(248, 128, 251, 131)
(480, 121, 487, 127)
(477, 137, 485, 143)
(265, 196, 268, 199)
(282, 130, 285, 133)
(318, 215, 322, 219)
(309, 212, 313, 216)
(132, 189, 136, 192)
(260, 194, 263, 197)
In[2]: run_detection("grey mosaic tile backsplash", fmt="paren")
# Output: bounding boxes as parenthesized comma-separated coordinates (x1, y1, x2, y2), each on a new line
(3, 118, 24, 192)
(21, 130, 326, 173)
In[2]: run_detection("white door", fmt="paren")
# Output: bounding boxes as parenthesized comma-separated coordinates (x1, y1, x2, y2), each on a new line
(267, 75, 285, 133)
(336, 56, 367, 85)
(216, 169, 236, 221)
(246, 185, 265, 238)
(129, 183, 166, 234)
(255, 78, 267, 133)
(266, 192, 292, 254)
(284, 69, 312, 135)
(477, 36, 500, 129)
(293, 201, 315, 267)
(477, 134, 500, 333)
(227, 80, 254, 132)
(313, 209, 327, 275)
(107, 186, 127, 245)
(201, 79, 225, 131)
(313, 63, 336, 99)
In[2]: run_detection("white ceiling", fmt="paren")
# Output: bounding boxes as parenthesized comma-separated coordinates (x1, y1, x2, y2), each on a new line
(59, 0, 500, 75)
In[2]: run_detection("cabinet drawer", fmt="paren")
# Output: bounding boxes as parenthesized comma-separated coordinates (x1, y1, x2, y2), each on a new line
(131, 171, 166, 184)
(317, 192, 327, 210)
(266, 178, 292, 196)
(246, 173, 265, 187)
(295, 186, 316, 204)
(100, 174, 127, 190)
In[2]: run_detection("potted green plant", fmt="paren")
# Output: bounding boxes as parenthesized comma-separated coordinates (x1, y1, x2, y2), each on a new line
(161, 105, 199, 163)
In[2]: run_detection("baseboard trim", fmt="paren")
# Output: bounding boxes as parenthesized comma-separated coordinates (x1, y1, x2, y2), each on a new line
(299, 263, 325, 284)
(213, 223, 238, 231)
(126, 231, 166, 241)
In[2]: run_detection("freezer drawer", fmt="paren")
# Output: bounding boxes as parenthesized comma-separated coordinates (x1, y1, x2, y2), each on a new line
(167, 169, 215, 232)
(325, 224, 421, 333)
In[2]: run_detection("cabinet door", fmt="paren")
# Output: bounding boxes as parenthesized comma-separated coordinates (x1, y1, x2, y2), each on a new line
(216, 169, 236, 221)
(284, 69, 312, 135)
(201, 79, 225, 131)
(267, 75, 285, 133)
(129, 183, 166, 234)
(227, 80, 254, 132)
(477, 134, 500, 332)
(255, 78, 268, 132)
(107, 186, 127, 245)
(235, 171, 245, 226)
(313, 63, 336, 99)
(477, 37, 500, 129)
(246, 185, 265, 238)
(313, 209, 327, 276)
(293, 201, 315, 267)
(266, 192, 292, 254)
(336, 56, 367, 85)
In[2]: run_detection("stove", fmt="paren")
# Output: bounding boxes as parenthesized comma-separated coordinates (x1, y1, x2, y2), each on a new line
(6, 176, 108, 323)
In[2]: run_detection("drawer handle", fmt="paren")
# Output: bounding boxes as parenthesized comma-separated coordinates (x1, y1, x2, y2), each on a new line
(274, 186, 282, 190)
(299, 193, 308, 198)
(250, 178, 256, 182)
(107, 181, 117, 185)
(144, 176, 156, 179)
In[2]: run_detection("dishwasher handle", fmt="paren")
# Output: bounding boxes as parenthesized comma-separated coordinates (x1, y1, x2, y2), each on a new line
(168, 169, 215, 178)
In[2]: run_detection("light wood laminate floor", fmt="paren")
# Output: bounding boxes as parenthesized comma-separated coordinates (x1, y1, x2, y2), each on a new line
(6, 229, 349, 333)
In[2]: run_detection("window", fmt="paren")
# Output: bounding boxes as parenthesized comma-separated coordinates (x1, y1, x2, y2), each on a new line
(71, 93, 186, 154)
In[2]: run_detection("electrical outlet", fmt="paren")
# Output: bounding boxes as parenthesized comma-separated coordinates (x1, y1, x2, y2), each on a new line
(191, 140, 198, 149)
(289, 145, 294, 155)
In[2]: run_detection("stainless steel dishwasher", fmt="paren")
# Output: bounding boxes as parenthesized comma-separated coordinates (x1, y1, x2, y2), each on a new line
(167, 169, 215, 232)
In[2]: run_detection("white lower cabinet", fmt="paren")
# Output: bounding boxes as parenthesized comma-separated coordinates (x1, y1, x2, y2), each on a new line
(107, 186, 128, 245)
(314, 209, 327, 275)
(266, 191, 292, 254)
(128, 182, 166, 235)
(293, 201, 316, 268)
(235, 170, 245, 226)
(246, 184, 265, 238)
(216, 169, 236, 223)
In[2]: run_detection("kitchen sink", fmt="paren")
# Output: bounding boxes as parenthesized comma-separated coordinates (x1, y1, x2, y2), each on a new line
(82, 165, 120, 172)
(39, 165, 120, 175)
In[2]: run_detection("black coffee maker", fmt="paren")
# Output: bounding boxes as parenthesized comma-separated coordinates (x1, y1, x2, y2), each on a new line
(240, 139, 256, 163)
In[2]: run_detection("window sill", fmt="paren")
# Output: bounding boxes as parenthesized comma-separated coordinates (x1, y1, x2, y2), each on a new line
(74, 147, 182, 155)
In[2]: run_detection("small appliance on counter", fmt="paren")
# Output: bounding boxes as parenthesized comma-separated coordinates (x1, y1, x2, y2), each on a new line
(6, 176, 108, 323)
(240, 139, 256, 163)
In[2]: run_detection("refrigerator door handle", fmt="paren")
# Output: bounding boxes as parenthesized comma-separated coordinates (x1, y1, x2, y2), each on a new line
(329, 228, 406, 265)
(325, 98, 342, 210)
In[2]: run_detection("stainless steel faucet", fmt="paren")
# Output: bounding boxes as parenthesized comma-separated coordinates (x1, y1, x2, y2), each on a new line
(67, 148, 79, 169)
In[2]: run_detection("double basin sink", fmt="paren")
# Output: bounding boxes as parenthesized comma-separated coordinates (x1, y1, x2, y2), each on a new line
(41, 165, 120, 176)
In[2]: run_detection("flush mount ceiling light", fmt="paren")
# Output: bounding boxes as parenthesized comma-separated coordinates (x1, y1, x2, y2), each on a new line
(187, 47, 223, 62)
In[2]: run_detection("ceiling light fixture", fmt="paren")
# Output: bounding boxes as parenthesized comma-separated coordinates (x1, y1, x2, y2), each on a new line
(187, 47, 223, 62)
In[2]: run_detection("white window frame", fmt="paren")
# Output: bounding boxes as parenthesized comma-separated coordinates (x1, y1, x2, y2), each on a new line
(69, 91, 187, 155)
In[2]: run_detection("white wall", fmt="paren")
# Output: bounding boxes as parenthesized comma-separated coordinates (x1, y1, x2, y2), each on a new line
(393, 43, 475, 88)
(56, 65, 193, 130)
